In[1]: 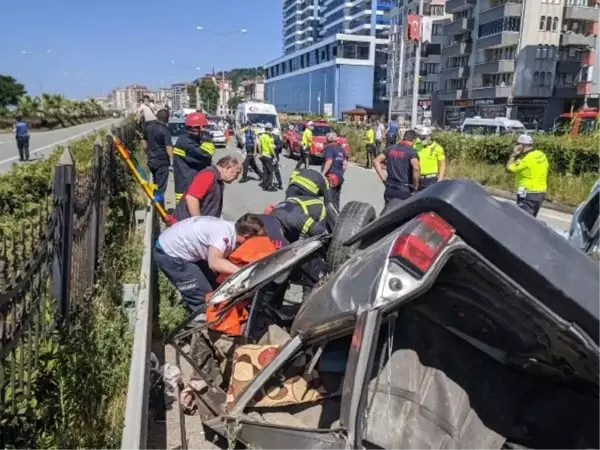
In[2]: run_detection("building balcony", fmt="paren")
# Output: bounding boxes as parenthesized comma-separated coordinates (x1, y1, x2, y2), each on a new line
(564, 5, 599, 22)
(441, 42, 472, 58)
(470, 85, 513, 99)
(560, 32, 597, 48)
(556, 59, 583, 74)
(444, 18, 475, 35)
(438, 89, 467, 101)
(577, 81, 592, 96)
(479, 2, 524, 24)
(477, 32, 519, 50)
(440, 66, 469, 80)
(445, 0, 475, 14)
(581, 50, 596, 66)
(554, 86, 578, 98)
(473, 59, 515, 75)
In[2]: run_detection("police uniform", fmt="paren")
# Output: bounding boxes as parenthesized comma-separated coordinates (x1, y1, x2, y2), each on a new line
(144, 120, 172, 206)
(172, 132, 215, 202)
(365, 127, 376, 168)
(416, 140, 445, 191)
(241, 126, 263, 181)
(259, 132, 277, 190)
(297, 126, 313, 170)
(272, 134, 284, 188)
(286, 169, 331, 205)
(172, 166, 224, 221)
(507, 149, 549, 217)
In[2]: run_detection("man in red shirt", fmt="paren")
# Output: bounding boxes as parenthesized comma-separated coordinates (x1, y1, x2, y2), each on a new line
(172, 155, 242, 221)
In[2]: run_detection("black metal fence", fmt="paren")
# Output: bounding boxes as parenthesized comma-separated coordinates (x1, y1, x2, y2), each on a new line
(0, 120, 136, 415)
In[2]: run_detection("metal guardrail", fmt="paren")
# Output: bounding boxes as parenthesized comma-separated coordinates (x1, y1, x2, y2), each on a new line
(121, 205, 158, 450)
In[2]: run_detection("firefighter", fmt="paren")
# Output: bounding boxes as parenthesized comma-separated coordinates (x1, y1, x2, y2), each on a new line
(287, 168, 333, 207)
(321, 131, 347, 210)
(172, 112, 215, 202)
(296, 120, 314, 170)
(239, 121, 263, 183)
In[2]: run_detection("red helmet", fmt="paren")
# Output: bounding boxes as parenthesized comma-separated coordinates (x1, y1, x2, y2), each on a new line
(185, 112, 208, 128)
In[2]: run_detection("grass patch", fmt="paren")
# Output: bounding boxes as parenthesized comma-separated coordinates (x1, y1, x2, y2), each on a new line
(158, 272, 187, 334)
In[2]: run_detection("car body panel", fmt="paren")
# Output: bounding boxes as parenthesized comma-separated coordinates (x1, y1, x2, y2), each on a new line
(284, 121, 350, 158)
(347, 179, 600, 343)
(168, 118, 185, 146)
(567, 180, 599, 258)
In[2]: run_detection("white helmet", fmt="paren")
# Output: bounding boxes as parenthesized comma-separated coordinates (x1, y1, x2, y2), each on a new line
(307, 121, 314, 127)
(517, 134, 533, 145)
(417, 126, 432, 136)
(265, 122, 273, 130)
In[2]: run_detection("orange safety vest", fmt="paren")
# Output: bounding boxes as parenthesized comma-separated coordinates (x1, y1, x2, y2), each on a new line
(205, 236, 277, 335)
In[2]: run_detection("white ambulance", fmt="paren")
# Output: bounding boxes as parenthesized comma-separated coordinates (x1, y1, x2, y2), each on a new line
(234, 102, 281, 148)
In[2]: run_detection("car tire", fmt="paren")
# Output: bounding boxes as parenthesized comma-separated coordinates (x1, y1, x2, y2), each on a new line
(326, 201, 376, 274)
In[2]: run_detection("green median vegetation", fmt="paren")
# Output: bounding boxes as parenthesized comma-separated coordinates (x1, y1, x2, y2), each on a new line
(0, 125, 144, 448)
(333, 124, 598, 206)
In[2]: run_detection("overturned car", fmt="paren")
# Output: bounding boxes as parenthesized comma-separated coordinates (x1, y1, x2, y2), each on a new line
(172, 180, 599, 450)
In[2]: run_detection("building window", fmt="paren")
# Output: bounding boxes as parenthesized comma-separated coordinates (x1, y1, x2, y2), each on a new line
(539, 16, 546, 31)
(479, 16, 521, 38)
(552, 17, 559, 31)
(432, 24, 444, 35)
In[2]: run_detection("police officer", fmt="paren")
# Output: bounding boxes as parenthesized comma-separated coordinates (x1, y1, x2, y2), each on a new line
(506, 134, 549, 217)
(297, 120, 314, 170)
(321, 131, 347, 210)
(364, 122, 376, 169)
(173, 155, 242, 221)
(272, 132, 284, 190)
(144, 108, 173, 207)
(415, 126, 446, 191)
(258, 123, 278, 192)
(239, 121, 263, 183)
(13, 116, 30, 161)
(172, 112, 215, 202)
(374, 129, 421, 215)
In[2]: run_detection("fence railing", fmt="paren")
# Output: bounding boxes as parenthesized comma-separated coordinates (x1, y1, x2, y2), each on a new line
(0, 120, 136, 419)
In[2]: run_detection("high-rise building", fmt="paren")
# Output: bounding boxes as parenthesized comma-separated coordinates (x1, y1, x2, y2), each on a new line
(283, 0, 321, 54)
(169, 83, 190, 112)
(436, 0, 598, 128)
(266, 0, 392, 118)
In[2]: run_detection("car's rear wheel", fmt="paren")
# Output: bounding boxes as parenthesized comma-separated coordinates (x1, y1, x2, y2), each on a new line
(326, 201, 376, 274)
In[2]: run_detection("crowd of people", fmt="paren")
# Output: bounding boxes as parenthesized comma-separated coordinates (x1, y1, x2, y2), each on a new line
(139, 108, 549, 326)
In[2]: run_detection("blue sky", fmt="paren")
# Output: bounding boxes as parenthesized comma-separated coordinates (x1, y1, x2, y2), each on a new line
(0, 0, 282, 99)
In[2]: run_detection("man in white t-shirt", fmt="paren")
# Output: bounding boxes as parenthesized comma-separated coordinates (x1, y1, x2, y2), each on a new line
(154, 214, 266, 311)
(375, 120, 386, 154)
(137, 95, 157, 127)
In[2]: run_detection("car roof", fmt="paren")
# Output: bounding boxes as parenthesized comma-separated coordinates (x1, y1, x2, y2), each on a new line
(345, 180, 599, 342)
(298, 120, 331, 125)
(169, 118, 184, 124)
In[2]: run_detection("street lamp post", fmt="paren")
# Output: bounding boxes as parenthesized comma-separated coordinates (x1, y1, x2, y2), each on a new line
(195, 26, 247, 116)
(20, 49, 52, 95)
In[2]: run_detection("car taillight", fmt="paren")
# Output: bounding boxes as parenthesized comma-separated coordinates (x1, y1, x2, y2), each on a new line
(389, 212, 455, 276)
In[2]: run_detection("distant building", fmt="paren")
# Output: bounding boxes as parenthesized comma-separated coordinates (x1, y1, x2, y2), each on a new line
(241, 78, 265, 101)
(169, 82, 190, 112)
(111, 84, 148, 113)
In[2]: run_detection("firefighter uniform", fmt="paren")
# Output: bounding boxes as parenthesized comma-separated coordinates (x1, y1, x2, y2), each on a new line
(286, 169, 332, 205)
(417, 140, 445, 191)
(172, 132, 215, 202)
(270, 196, 327, 243)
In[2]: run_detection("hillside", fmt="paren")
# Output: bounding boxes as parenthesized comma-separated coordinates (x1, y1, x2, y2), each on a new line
(215, 67, 263, 90)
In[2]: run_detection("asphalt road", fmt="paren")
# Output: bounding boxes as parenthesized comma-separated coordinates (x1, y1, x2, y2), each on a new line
(0, 118, 119, 173)
(211, 140, 572, 233)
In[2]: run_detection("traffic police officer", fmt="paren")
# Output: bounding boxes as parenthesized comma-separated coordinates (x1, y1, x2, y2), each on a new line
(172, 112, 215, 202)
(365, 123, 376, 169)
(506, 134, 549, 217)
(415, 126, 446, 191)
(239, 121, 263, 183)
(297, 120, 314, 170)
(258, 123, 278, 192)
(144, 108, 173, 207)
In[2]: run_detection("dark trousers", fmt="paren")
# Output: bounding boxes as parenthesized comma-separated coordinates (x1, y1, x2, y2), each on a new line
(375, 140, 382, 154)
(273, 159, 283, 186)
(330, 184, 342, 210)
(296, 146, 309, 169)
(260, 156, 274, 188)
(517, 192, 545, 217)
(418, 175, 438, 191)
(365, 144, 376, 168)
(381, 188, 412, 215)
(150, 165, 169, 207)
(16, 136, 30, 161)
(242, 151, 263, 179)
(155, 248, 217, 312)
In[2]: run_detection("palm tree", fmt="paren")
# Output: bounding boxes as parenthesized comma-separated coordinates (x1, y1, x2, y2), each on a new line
(42, 94, 68, 127)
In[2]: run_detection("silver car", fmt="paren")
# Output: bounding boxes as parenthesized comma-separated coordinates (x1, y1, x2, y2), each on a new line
(567, 180, 599, 260)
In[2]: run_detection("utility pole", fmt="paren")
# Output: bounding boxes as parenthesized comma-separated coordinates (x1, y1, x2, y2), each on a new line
(398, 18, 405, 113)
(387, 23, 396, 121)
(411, 0, 424, 129)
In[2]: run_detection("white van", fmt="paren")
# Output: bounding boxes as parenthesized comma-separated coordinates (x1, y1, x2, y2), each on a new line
(460, 117, 526, 136)
(235, 102, 281, 148)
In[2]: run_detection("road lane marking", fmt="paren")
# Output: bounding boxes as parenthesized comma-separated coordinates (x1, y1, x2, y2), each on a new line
(0, 121, 115, 167)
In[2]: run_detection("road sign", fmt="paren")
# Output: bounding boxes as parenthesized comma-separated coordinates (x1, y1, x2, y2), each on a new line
(324, 103, 333, 117)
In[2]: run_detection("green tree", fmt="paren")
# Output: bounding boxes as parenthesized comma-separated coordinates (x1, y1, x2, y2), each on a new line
(228, 95, 243, 112)
(198, 78, 219, 114)
(0, 75, 26, 109)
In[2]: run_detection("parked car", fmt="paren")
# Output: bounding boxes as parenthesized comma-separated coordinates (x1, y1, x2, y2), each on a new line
(168, 118, 185, 146)
(173, 180, 599, 450)
(205, 122, 227, 147)
(567, 180, 599, 260)
(283, 121, 350, 162)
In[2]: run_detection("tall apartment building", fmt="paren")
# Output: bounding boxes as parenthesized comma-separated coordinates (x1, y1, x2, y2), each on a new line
(437, 0, 599, 128)
(170, 83, 190, 112)
(111, 84, 148, 113)
(389, 0, 451, 125)
(266, 0, 392, 118)
(283, 0, 321, 53)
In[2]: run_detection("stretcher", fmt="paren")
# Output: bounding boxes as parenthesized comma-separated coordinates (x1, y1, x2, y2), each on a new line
(112, 135, 176, 225)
